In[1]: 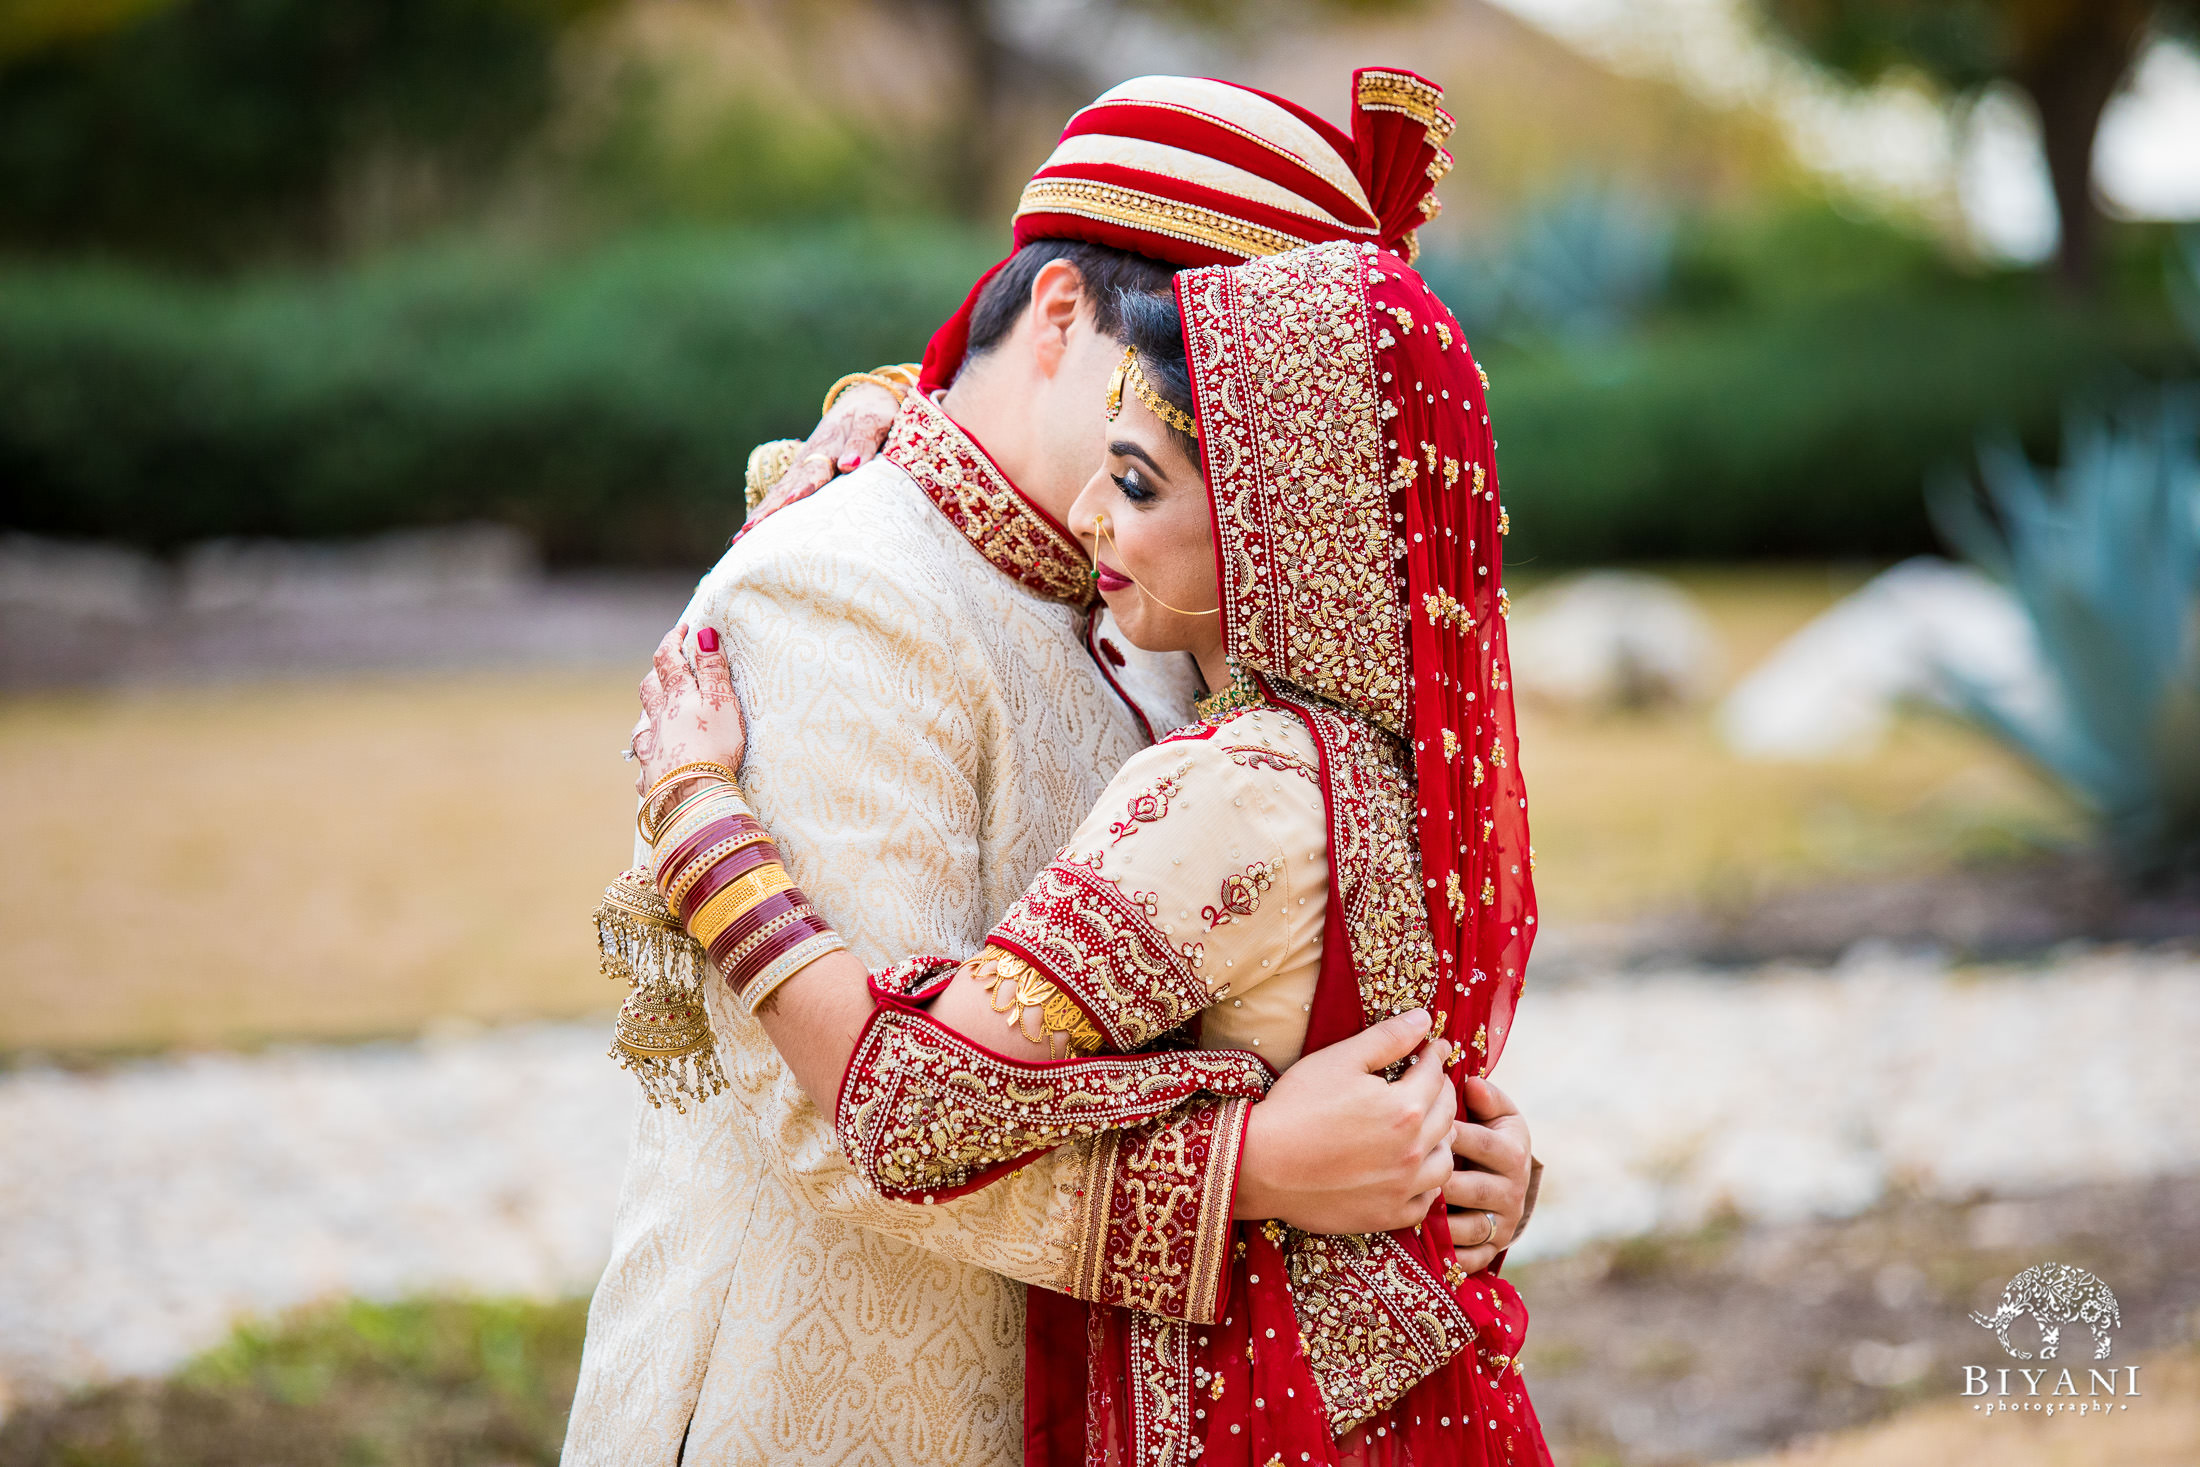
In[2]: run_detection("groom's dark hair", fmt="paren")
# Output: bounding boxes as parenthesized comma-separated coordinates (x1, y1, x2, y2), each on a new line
(962, 239, 1178, 364)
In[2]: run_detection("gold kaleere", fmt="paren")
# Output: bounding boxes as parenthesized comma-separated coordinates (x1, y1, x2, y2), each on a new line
(596, 868, 727, 1112)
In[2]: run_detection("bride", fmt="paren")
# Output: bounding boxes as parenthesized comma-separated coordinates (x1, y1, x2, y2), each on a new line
(627, 238, 1546, 1465)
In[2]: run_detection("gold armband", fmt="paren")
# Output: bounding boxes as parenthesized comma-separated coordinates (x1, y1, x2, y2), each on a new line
(968, 946, 1102, 1059)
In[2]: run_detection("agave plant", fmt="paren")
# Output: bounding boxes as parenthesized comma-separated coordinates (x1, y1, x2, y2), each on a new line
(1929, 389, 2200, 879)
(1416, 180, 1673, 344)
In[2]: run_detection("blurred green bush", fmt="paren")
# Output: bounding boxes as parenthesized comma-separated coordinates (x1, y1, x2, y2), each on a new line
(1483, 206, 2197, 564)
(0, 0, 609, 263)
(0, 225, 996, 564)
(0, 207, 2190, 566)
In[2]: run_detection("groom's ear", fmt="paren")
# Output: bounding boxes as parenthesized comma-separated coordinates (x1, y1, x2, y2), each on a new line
(1025, 259, 1088, 378)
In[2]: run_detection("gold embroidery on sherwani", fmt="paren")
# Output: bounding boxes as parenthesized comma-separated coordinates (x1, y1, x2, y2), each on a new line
(881, 391, 1095, 605)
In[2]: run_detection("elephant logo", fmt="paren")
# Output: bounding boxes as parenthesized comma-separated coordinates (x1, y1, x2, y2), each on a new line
(1969, 1263, 2121, 1361)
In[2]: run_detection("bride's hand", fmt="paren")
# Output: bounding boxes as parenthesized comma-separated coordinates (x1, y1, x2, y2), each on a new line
(753, 383, 900, 519)
(633, 622, 746, 801)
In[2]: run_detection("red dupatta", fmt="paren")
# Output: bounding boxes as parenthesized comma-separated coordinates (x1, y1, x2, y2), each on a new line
(1022, 241, 1543, 1465)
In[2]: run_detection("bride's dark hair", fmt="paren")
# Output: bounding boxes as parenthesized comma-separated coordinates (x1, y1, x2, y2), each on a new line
(1111, 288, 1197, 459)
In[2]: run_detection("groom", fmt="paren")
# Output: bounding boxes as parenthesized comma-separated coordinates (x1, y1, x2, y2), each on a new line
(564, 72, 1536, 1466)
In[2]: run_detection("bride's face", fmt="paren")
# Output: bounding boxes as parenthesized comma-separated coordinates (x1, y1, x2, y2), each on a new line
(1066, 394, 1223, 662)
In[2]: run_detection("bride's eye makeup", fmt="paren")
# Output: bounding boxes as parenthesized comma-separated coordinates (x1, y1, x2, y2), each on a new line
(1111, 466, 1157, 505)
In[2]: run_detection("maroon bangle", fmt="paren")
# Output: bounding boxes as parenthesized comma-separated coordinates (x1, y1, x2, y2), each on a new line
(677, 844, 786, 927)
(657, 814, 769, 893)
(658, 813, 763, 885)
(724, 912, 836, 997)
(705, 890, 813, 967)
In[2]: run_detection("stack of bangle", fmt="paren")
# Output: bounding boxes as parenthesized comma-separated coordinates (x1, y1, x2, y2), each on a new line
(642, 762, 844, 1011)
(820, 361, 921, 417)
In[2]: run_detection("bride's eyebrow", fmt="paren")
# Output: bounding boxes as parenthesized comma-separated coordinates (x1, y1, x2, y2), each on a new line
(1108, 440, 1170, 479)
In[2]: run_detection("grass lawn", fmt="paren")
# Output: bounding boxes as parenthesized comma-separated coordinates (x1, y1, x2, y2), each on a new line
(1516, 566, 2078, 930)
(0, 567, 2079, 1054)
(0, 1296, 587, 1467)
(0, 670, 642, 1054)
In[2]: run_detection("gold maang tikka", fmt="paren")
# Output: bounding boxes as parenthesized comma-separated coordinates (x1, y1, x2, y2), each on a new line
(1106, 345, 1198, 440)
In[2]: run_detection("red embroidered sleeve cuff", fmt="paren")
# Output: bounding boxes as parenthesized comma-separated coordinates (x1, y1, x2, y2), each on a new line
(1064, 1094, 1253, 1326)
(834, 999, 1269, 1206)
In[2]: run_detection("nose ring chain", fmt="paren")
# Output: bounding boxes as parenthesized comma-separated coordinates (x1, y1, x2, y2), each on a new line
(1090, 515, 1220, 617)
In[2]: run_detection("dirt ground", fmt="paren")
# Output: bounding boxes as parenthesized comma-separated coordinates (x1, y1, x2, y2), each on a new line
(1736, 1350, 2200, 1467)
(1514, 1175, 2200, 1464)
(0, 566, 2102, 1054)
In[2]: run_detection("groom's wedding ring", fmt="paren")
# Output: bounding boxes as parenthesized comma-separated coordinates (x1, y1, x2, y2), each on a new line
(1478, 1210, 1500, 1247)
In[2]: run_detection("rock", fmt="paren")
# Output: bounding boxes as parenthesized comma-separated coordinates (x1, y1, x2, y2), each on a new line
(0, 535, 163, 621)
(1509, 571, 1720, 711)
(1718, 556, 2055, 759)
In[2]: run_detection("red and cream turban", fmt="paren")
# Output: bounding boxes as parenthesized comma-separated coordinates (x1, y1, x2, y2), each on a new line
(917, 68, 1455, 391)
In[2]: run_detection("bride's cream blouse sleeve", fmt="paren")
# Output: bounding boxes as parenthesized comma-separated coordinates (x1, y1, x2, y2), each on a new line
(994, 704, 1330, 1068)
(835, 705, 1332, 1325)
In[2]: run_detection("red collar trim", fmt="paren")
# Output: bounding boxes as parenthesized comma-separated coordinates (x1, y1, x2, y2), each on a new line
(882, 393, 1095, 606)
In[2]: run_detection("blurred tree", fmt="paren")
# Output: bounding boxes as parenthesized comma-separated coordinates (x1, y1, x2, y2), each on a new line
(0, 0, 611, 263)
(1759, 0, 2194, 289)
(910, 0, 1426, 217)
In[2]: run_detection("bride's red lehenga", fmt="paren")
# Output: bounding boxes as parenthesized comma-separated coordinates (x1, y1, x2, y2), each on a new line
(837, 236, 1548, 1467)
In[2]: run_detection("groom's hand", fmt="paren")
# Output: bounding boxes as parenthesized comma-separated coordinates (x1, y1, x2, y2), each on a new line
(1444, 1076, 1534, 1275)
(1231, 1009, 1458, 1234)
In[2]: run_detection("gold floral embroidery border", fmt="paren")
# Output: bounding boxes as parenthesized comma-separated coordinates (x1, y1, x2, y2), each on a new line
(882, 392, 1094, 605)
(989, 861, 1215, 1049)
(1179, 240, 1413, 735)
(836, 1003, 1267, 1203)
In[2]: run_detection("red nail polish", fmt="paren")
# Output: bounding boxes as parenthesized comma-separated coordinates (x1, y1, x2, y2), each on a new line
(836, 453, 861, 471)
(697, 627, 719, 653)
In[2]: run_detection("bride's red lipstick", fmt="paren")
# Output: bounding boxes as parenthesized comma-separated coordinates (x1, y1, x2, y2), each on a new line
(1093, 560, 1133, 593)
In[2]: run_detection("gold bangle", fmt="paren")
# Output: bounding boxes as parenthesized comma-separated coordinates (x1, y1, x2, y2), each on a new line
(649, 787, 753, 869)
(645, 760, 740, 802)
(745, 438, 803, 511)
(662, 831, 777, 911)
(648, 783, 745, 853)
(688, 864, 798, 947)
(821, 368, 912, 418)
(638, 762, 742, 843)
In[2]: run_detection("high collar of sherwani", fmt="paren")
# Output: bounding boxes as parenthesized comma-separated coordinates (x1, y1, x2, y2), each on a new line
(880, 390, 1097, 607)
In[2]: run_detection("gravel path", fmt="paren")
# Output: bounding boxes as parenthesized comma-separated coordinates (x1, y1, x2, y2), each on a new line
(1502, 947, 2200, 1259)
(2, 949, 2195, 1409)
(0, 1024, 631, 1410)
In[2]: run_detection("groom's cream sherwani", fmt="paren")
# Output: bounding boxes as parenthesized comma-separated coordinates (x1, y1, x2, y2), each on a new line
(562, 394, 1206, 1466)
